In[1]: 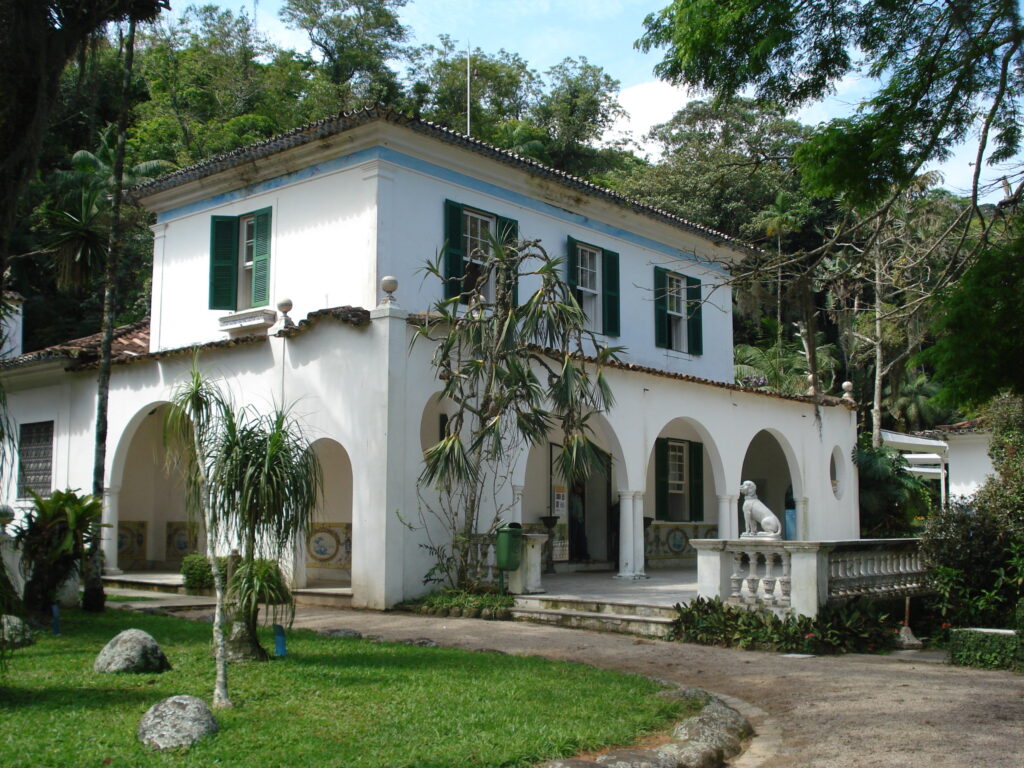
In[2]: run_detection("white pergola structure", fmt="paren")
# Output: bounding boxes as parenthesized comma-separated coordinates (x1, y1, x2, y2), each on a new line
(881, 429, 949, 507)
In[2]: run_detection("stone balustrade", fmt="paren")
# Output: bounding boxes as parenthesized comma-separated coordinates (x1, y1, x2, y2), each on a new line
(692, 538, 930, 618)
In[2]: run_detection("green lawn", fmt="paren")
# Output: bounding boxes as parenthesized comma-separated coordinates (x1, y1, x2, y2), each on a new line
(0, 610, 686, 768)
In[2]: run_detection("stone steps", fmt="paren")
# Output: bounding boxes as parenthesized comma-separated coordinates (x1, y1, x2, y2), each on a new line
(292, 587, 353, 610)
(102, 575, 189, 595)
(511, 596, 678, 639)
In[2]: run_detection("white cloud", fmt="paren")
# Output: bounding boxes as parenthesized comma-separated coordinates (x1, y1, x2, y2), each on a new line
(605, 80, 695, 158)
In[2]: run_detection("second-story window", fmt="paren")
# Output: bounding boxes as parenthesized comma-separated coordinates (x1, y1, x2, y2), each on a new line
(567, 237, 620, 337)
(209, 207, 272, 311)
(654, 266, 703, 355)
(444, 200, 518, 304)
(462, 208, 496, 300)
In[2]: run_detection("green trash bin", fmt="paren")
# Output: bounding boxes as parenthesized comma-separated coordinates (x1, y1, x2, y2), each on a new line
(495, 522, 523, 572)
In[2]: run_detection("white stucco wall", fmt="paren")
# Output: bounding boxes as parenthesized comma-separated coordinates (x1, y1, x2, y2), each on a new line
(946, 432, 994, 499)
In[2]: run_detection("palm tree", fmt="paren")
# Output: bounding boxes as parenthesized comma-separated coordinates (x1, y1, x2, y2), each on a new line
(166, 358, 321, 673)
(212, 406, 321, 661)
(884, 370, 949, 433)
(165, 359, 234, 708)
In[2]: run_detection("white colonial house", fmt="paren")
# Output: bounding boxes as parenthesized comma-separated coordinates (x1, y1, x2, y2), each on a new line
(0, 109, 863, 611)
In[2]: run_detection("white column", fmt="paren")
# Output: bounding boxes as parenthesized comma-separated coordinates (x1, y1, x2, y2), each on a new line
(616, 491, 636, 578)
(352, 301, 409, 609)
(717, 493, 738, 539)
(633, 493, 648, 578)
(102, 485, 122, 574)
(511, 484, 524, 523)
(795, 497, 809, 540)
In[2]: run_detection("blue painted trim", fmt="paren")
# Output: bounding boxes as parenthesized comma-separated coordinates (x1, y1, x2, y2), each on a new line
(156, 145, 726, 272)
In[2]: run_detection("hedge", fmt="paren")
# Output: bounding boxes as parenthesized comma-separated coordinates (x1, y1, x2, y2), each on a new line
(948, 628, 1023, 671)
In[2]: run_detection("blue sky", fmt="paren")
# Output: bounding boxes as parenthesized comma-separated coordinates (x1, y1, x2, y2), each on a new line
(169, 0, 996, 199)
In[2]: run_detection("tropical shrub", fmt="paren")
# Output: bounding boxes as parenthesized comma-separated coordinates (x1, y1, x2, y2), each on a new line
(855, 434, 932, 537)
(227, 558, 294, 630)
(670, 596, 899, 654)
(180, 553, 230, 592)
(14, 490, 103, 616)
(920, 395, 1024, 629)
(398, 588, 514, 619)
(947, 628, 1023, 671)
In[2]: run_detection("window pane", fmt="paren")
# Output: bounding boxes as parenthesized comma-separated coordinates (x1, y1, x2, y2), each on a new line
(667, 441, 687, 494)
(18, 421, 54, 498)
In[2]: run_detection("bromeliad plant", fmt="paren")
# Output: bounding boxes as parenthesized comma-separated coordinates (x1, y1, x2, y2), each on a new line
(413, 233, 619, 588)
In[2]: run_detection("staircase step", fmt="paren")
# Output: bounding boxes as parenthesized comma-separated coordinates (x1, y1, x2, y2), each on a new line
(102, 576, 188, 595)
(293, 588, 353, 610)
(514, 596, 678, 620)
(510, 605, 675, 639)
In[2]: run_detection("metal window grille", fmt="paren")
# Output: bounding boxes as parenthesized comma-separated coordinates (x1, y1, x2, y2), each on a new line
(18, 421, 54, 498)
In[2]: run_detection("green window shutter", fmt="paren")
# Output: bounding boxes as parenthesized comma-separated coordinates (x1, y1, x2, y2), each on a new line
(497, 215, 519, 305)
(688, 441, 704, 521)
(653, 266, 669, 348)
(566, 236, 579, 290)
(443, 200, 465, 300)
(686, 275, 703, 355)
(209, 216, 238, 310)
(251, 207, 272, 307)
(601, 249, 619, 337)
(655, 437, 669, 521)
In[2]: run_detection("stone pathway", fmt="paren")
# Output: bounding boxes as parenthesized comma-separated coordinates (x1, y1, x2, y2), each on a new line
(115, 597, 1024, 767)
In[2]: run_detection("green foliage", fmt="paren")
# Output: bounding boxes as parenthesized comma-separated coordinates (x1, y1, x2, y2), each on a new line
(947, 628, 1023, 672)
(414, 236, 617, 588)
(227, 558, 294, 630)
(638, 0, 1024, 206)
(399, 588, 514, 618)
(922, 235, 1024, 408)
(180, 553, 230, 592)
(671, 597, 899, 654)
(14, 490, 103, 616)
(2, 609, 685, 768)
(855, 434, 932, 538)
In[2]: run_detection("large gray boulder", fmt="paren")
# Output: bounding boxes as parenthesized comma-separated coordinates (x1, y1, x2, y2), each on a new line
(137, 695, 218, 750)
(94, 629, 172, 674)
(596, 749, 676, 768)
(1, 615, 35, 648)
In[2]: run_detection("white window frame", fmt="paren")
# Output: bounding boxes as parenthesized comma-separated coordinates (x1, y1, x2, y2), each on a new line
(667, 440, 688, 495)
(462, 208, 496, 301)
(236, 215, 256, 311)
(666, 272, 687, 353)
(575, 243, 602, 332)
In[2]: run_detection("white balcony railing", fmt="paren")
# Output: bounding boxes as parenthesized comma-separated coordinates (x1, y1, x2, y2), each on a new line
(692, 538, 930, 618)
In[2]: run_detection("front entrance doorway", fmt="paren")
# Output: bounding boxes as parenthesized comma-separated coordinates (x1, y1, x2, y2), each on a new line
(552, 444, 614, 565)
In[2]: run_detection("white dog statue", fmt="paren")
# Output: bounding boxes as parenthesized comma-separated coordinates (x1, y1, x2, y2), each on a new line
(740, 480, 782, 539)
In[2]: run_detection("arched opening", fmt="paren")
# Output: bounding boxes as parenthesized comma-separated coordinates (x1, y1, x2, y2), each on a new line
(519, 415, 625, 570)
(740, 430, 801, 540)
(111, 403, 194, 571)
(304, 438, 354, 586)
(643, 417, 723, 567)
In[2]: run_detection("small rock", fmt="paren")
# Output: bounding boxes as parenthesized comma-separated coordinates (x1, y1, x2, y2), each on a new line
(364, 635, 385, 643)
(655, 741, 717, 768)
(94, 629, 171, 674)
(318, 628, 363, 639)
(407, 638, 439, 647)
(449, 606, 463, 618)
(1, 615, 35, 648)
(656, 685, 710, 705)
(701, 698, 753, 738)
(464, 607, 482, 618)
(596, 748, 675, 768)
(541, 760, 604, 768)
(672, 712, 742, 760)
(137, 695, 218, 750)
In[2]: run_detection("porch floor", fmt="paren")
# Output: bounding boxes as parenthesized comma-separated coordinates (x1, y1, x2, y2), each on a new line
(536, 567, 698, 609)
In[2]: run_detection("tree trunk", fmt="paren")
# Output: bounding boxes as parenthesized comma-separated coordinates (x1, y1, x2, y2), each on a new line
(84, 18, 138, 612)
(871, 253, 884, 449)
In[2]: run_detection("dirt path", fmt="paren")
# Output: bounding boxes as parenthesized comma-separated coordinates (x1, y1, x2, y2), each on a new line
(282, 607, 1024, 768)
